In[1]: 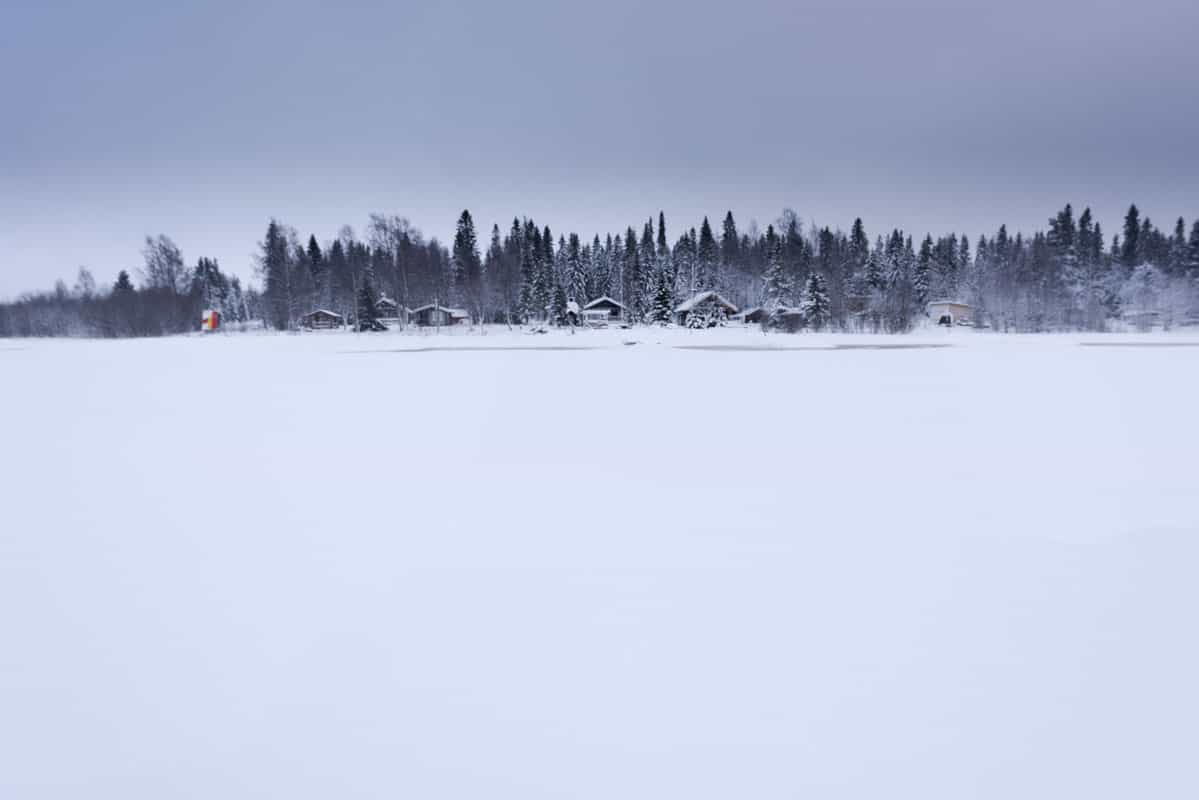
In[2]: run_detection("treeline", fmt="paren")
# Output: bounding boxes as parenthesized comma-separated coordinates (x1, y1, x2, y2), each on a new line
(4, 204, 1199, 337)
(243, 203, 1199, 333)
(0, 236, 260, 338)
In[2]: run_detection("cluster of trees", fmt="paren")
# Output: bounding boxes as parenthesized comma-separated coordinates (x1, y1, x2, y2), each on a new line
(4, 203, 1198, 338)
(0, 236, 259, 338)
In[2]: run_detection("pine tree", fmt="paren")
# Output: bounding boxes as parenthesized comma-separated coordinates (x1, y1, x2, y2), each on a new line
(801, 272, 831, 330)
(110, 270, 138, 335)
(623, 228, 644, 321)
(534, 226, 555, 318)
(914, 235, 933, 307)
(259, 219, 292, 330)
(113, 270, 135, 298)
(291, 242, 316, 317)
(1121, 204, 1141, 267)
(452, 210, 482, 321)
(551, 282, 568, 326)
(191, 257, 229, 317)
(1188, 220, 1199, 276)
(306, 235, 326, 308)
(588, 234, 608, 300)
(1167, 217, 1187, 275)
(486, 223, 514, 324)
(326, 239, 351, 319)
(864, 248, 885, 290)
(518, 219, 536, 321)
(650, 265, 676, 323)
(697, 216, 718, 291)
(720, 211, 739, 270)
(565, 233, 586, 303)
(356, 280, 381, 331)
(762, 225, 791, 309)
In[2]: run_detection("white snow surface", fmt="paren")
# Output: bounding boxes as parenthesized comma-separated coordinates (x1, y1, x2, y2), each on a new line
(2, 326, 1198, 799)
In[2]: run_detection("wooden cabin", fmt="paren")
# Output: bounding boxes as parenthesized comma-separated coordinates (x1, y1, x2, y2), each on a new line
(735, 307, 766, 325)
(411, 304, 470, 326)
(674, 291, 739, 327)
(581, 296, 624, 325)
(300, 309, 344, 330)
(770, 307, 805, 332)
(927, 301, 973, 327)
(376, 295, 400, 318)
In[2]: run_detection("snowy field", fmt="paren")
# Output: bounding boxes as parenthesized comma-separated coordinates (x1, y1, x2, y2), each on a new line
(3, 327, 1199, 799)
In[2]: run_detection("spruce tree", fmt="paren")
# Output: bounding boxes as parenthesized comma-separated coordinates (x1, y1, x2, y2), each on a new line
(1121, 204, 1141, 266)
(566, 233, 586, 303)
(326, 239, 351, 318)
(720, 211, 740, 269)
(697, 217, 718, 291)
(518, 219, 536, 321)
(356, 280, 382, 331)
(762, 225, 791, 309)
(1167, 217, 1187, 275)
(639, 221, 655, 315)
(113, 270, 135, 297)
(1188, 220, 1199, 276)
(650, 266, 676, 324)
(623, 228, 644, 321)
(551, 283, 568, 326)
(259, 219, 292, 330)
(801, 272, 831, 330)
(306, 235, 326, 308)
(452, 210, 483, 321)
(914, 235, 933, 306)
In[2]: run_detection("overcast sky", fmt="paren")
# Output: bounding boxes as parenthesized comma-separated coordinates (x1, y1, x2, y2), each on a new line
(2, 0, 1196, 296)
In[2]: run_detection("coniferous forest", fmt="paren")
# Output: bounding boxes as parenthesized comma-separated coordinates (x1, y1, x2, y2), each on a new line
(3, 203, 1198, 338)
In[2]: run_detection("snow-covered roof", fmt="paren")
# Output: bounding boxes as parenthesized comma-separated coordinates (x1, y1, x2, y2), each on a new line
(927, 300, 972, 309)
(411, 303, 468, 317)
(675, 291, 739, 314)
(566, 301, 581, 314)
(302, 309, 343, 319)
(735, 306, 763, 318)
(583, 296, 624, 310)
(376, 295, 398, 307)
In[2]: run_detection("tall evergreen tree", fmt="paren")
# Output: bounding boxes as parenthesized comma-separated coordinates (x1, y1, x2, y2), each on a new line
(306, 235, 327, 309)
(720, 211, 740, 269)
(762, 225, 791, 309)
(697, 217, 718, 292)
(356, 279, 381, 331)
(259, 219, 292, 330)
(801, 272, 831, 330)
(452, 210, 483, 321)
(914, 235, 933, 307)
(1167, 217, 1187, 275)
(566, 233, 586, 302)
(1188, 220, 1199, 276)
(1121, 204, 1141, 267)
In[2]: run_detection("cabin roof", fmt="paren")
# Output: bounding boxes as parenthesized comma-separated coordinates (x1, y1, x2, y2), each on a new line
(411, 303, 469, 317)
(583, 296, 625, 310)
(675, 291, 739, 314)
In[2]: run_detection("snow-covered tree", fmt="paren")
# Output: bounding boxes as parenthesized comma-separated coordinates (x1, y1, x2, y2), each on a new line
(801, 272, 831, 330)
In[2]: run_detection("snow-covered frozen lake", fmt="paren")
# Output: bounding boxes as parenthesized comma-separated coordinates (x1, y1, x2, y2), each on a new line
(3, 327, 1198, 798)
